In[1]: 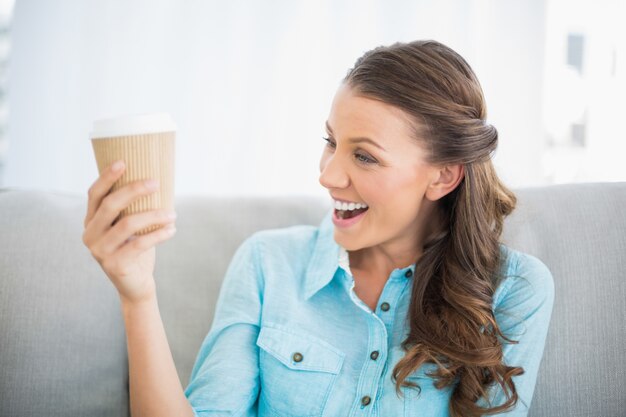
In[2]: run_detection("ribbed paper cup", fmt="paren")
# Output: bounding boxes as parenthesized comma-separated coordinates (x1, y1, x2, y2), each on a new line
(90, 113, 176, 235)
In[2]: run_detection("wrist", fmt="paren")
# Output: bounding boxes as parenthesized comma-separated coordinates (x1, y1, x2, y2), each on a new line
(120, 290, 158, 314)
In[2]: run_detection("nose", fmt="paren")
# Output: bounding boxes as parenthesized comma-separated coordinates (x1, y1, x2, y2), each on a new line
(319, 153, 350, 190)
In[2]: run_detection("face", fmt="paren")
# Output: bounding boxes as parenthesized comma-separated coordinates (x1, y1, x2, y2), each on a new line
(319, 83, 444, 260)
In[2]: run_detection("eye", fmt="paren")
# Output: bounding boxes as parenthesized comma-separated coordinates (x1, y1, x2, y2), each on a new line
(355, 153, 376, 164)
(322, 136, 377, 165)
(322, 136, 335, 149)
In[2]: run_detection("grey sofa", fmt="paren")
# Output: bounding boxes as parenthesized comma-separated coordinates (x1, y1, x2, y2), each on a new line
(1, 183, 625, 417)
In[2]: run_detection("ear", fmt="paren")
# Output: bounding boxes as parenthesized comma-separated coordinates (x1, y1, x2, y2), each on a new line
(425, 164, 465, 201)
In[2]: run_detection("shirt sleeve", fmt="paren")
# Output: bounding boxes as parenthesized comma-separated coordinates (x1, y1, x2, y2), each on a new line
(478, 251, 556, 416)
(184, 234, 264, 417)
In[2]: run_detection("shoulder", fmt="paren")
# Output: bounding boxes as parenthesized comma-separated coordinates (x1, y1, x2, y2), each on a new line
(248, 223, 320, 253)
(234, 223, 323, 271)
(222, 223, 324, 287)
(493, 244, 555, 312)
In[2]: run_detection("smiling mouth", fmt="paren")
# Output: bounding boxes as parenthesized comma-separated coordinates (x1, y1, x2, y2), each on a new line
(336, 207, 369, 219)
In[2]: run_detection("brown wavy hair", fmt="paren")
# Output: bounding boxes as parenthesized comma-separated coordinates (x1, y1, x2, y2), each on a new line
(343, 40, 522, 416)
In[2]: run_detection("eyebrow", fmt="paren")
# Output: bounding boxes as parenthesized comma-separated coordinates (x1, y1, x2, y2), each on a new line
(325, 121, 387, 152)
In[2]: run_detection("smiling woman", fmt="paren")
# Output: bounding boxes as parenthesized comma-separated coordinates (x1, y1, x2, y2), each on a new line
(82, 38, 553, 417)
(321, 40, 553, 415)
(318, 40, 553, 416)
(189, 40, 552, 417)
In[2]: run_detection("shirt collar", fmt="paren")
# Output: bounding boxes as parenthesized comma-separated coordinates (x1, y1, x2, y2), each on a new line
(304, 208, 341, 300)
(303, 208, 417, 300)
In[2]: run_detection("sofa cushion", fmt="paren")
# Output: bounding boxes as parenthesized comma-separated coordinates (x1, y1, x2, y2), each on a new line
(0, 189, 129, 417)
(1, 183, 625, 417)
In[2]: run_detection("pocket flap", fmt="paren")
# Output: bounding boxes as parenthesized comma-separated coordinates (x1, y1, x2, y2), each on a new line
(256, 324, 345, 374)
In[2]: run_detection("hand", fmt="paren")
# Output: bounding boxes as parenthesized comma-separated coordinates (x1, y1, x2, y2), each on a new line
(82, 160, 177, 304)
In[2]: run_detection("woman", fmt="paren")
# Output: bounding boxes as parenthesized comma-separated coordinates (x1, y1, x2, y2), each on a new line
(82, 40, 554, 417)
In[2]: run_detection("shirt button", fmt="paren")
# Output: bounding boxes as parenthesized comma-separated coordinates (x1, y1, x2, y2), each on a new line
(361, 395, 371, 406)
(380, 302, 390, 311)
(405, 269, 413, 278)
(292, 352, 303, 363)
(370, 350, 379, 360)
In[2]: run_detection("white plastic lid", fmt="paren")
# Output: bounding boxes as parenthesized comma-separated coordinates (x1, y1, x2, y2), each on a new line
(90, 112, 176, 139)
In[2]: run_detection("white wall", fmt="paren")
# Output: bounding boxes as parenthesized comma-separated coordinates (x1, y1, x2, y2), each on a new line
(4, 0, 552, 197)
(541, 0, 626, 183)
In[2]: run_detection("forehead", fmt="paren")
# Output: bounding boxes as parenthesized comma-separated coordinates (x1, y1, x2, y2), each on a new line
(327, 84, 417, 142)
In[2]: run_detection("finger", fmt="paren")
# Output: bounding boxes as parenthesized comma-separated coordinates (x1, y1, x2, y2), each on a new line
(96, 209, 177, 256)
(85, 160, 126, 228)
(115, 223, 177, 263)
(88, 178, 160, 239)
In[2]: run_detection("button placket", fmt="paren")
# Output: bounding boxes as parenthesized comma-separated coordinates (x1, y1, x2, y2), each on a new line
(347, 305, 387, 416)
(375, 270, 412, 332)
(345, 266, 412, 415)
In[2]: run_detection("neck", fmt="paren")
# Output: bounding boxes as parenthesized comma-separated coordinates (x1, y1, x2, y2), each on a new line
(348, 201, 443, 275)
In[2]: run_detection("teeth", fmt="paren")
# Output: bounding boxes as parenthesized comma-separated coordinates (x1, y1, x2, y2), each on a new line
(333, 200, 368, 211)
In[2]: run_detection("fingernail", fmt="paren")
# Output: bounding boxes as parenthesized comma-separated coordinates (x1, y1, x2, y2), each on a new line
(112, 161, 124, 172)
(145, 179, 159, 190)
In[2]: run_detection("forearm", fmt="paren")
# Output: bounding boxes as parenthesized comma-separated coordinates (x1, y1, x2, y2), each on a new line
(121, 293, 195, 417)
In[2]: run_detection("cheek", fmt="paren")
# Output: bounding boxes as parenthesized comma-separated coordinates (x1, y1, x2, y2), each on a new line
(368, 171, 426, 210)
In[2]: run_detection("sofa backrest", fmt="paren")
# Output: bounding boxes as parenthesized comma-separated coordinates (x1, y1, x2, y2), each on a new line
(1, 183, 625, 417)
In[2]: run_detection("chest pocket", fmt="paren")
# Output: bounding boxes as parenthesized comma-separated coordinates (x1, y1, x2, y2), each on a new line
(256, 324, 345, 417)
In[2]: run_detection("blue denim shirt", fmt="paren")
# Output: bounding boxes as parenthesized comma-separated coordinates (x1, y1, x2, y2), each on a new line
(185, 208, 555, 416)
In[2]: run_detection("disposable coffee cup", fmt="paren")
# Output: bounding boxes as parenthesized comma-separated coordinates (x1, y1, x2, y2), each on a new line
(90, 112, 176, 235)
